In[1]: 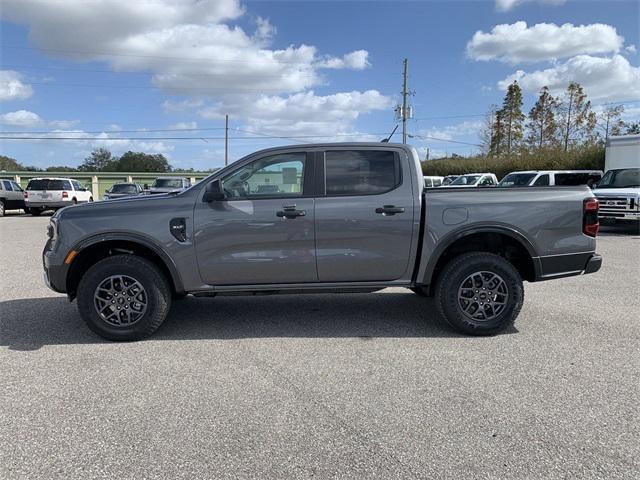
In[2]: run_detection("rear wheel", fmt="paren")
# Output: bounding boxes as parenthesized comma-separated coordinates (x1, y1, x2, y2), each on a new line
(0, 200, 5, 217)
(77, 254, 172, 341)
(435, 252, 523, 336)
(30, 207, 42, 216)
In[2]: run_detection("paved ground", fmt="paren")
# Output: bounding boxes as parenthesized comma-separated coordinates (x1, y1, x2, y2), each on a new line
(1, 212, 639, 479)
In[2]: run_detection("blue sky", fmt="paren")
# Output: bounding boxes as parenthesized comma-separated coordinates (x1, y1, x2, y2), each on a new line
(1, 0, 638, 170)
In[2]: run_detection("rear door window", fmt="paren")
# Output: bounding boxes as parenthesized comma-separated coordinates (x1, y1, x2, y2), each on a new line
(324, 150, 400, 196)
(555, 173, 591, 186)
(11, 182, 23, 192)
(533, 174, 550, 186)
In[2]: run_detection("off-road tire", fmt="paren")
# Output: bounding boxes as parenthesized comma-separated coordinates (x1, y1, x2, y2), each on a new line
(0, 200, 5, 217)
(77, 254, 172, 341)
(435, 252, 524, 336)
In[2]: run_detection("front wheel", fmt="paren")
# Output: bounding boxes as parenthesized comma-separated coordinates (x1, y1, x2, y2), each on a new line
(435, 252, 524, 336)
(0, 200, 5, 217)
(77, 254, 172, 341)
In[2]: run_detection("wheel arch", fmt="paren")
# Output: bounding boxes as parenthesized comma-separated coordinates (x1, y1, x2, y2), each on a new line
(66, 233, 185, 299)
(421, 225, 539, 293)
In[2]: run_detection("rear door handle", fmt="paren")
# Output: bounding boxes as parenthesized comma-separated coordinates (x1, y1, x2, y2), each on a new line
(375, 205, 405, 216)
(276, 205, 306, 219)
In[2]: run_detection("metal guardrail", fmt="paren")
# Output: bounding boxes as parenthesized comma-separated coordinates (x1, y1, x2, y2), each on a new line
(0, 171, 215, 200)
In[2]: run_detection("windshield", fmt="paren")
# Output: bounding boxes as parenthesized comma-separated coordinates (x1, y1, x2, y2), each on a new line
(110, 184, 137, 194)
(152, 179, 183, 188)
(498, 173, 537, 187)
(597, 169, 640, 188)
(450, 175, 481, 186)
(26, 179, 69, 190)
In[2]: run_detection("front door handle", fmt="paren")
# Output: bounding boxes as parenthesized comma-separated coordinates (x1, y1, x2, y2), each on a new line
(375, 205, 405, 216)
(276, 205, 306, 219)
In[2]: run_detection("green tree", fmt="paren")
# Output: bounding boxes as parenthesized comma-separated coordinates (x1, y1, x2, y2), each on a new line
(113, 151, 171, 172)
(45, 165, 77, 172)
(79, 148, 115, 171)
(0, 155, 24, 171)
(489, 108, 505, 156)
(597, 104, 625, 141)
(526, 86, 558, 149)
(499, 81, 525, 153)
(556, 82, 596, 151)
(479, 105, 497, 155)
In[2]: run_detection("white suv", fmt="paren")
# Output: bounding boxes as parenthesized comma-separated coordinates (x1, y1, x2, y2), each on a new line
(447, 173, 498, 187)
(25, 177, 93, 216)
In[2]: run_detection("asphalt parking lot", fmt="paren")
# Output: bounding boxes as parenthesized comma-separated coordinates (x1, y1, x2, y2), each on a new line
(1, 212, 639, 480)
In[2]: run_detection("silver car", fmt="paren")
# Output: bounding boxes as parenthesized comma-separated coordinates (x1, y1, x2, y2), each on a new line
(0, 179, 26, 216)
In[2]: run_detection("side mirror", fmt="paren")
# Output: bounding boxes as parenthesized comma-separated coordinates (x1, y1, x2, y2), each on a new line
(143, 184, 149, 190)
(104, 189, 109, 194)
(203, 179, 225, 202)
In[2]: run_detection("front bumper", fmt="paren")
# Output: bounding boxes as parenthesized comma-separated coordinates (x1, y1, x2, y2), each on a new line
(599, 211, 640, 222)
(42, 239, 69, 293)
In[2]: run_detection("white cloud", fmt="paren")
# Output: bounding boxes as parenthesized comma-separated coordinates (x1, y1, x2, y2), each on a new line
(2, 0, 369, 96)
(0, 109, 42, 126)
(416, 121, 484, 142)
(317, 50, 370, 70)
(199, 89, 391, 138)
(45, 130, 175, 154)
(162, 98, 205, 113)
(467, 22, 623, 63)
(169, 121, 197, 130)
(495, 0, 566, 12)
(107, 124, 122, 131)
(0, 70, 34, 101)
(498, 54, 640, 102)
(626, 44, 637, 55)
(48, 119, 80, 129)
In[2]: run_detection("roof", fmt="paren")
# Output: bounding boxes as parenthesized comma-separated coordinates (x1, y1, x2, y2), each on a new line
(26, 177, 76, 181)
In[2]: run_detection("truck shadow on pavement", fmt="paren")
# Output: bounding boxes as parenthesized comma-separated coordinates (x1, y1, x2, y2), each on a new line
(0, 292, 517, 350)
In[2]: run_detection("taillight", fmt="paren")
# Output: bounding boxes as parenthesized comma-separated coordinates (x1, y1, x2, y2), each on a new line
(583, 197, 599, 237)
(23, 191, 28, 198)
(62, 191, 68, 198)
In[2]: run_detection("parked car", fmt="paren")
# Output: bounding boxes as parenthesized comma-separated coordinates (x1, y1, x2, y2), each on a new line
(423, 176, 444, 188)
(42, 143, 601, 341)
(593, 168, 640, 224)
(447, 173, 498, 187)
(0, 178, 26, 216)
(25, 177, 93, 215)
(497, 170, 603, 188)
(442, 175, 458, 186)
(104, 183, 144, 200)
(148, 177, 191, 195)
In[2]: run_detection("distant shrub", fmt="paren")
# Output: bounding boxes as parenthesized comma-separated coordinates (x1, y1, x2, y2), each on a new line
(421, 146, 605, 180)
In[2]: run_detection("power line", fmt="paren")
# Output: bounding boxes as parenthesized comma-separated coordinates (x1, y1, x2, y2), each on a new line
(408, 133, 482, 147)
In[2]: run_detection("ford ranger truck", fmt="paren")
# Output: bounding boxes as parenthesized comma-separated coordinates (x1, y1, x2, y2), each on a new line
(42, 143, 602, 341)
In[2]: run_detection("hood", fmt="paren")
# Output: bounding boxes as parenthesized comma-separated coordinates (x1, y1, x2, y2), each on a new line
(594, 187, 640, 197)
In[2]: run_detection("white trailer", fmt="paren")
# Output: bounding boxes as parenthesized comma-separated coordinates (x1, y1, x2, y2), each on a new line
(605, 134, 640, 171)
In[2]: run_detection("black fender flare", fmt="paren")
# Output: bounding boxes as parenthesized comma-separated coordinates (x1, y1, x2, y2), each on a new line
(68, 231, 185, 293)
(421, 224, 541, 286)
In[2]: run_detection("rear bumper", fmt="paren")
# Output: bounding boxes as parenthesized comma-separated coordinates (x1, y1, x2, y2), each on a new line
(534, 252, 602, 281)
(26, 201, 73, 209)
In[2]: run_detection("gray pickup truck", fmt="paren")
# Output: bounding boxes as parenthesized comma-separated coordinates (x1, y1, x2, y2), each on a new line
(42, 143, 602, 341)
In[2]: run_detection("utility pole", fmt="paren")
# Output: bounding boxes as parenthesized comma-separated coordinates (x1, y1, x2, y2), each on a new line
(224, 114, 229, 166)
(402, 58, 408, 144)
